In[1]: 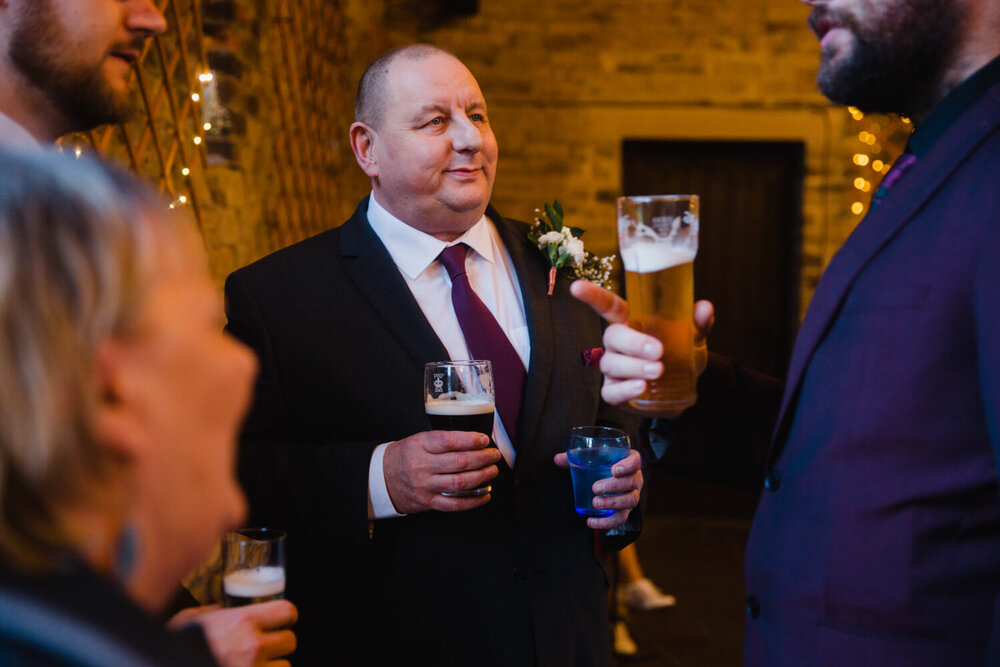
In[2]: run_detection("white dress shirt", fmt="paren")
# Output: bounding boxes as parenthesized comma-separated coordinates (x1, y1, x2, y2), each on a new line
(366, 193, 530, 519)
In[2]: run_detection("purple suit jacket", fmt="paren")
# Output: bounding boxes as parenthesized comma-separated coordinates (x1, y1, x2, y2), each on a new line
(740, 79, 1000, 663)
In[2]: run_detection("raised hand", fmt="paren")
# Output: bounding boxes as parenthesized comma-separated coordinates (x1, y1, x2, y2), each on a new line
(570, 280, 714, 416)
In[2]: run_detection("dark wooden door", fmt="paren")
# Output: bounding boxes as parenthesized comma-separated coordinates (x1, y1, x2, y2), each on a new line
(623, 140, 803, 378)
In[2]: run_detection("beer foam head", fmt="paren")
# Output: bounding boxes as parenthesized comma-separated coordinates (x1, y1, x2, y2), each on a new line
(425, 395, 495, 415)
(223, 566, 286, 598)
(620, 241, 696, 274)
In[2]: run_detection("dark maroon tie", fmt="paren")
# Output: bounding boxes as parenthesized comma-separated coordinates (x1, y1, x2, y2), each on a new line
(438, 243, 526, 444)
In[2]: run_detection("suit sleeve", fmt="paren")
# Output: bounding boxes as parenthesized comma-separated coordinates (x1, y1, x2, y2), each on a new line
(973, 191, 1000, 660)
(224, 270, 375, 551)
(594, 398, 645, 553)
(651, 352, 784, 492)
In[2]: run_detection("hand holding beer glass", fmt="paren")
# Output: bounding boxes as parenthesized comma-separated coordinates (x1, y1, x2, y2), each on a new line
(617, 195, 700, 415)
(424, 360, 496, 497)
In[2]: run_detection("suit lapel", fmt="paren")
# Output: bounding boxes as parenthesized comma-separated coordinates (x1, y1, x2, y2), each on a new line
(342, 201, 559, 455)
(342, 198, 450, 365)
(770, 83, 1000, 462)
(491, 207, 555, 456)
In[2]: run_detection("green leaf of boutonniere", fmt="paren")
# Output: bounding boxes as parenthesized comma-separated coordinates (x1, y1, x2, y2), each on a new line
(545, 202, 562, 231)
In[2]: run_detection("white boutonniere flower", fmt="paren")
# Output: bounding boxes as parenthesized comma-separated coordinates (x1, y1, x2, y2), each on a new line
(528, 200, 615, 296)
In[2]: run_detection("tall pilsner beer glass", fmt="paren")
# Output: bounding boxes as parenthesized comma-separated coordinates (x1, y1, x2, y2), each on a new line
(617, 195, 700, 414)
(424, 360, 496, 497)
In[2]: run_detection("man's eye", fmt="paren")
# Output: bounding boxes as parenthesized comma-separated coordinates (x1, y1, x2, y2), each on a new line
(470, 113, 485, 122)
(429, 117, 445, 126)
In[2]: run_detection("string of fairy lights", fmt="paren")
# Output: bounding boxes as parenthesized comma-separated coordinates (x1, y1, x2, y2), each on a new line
(167, 69, 219, 210)
(53, 67, 219, 218)
(846, 105, 912, 217)
(63, 64, 913, 227)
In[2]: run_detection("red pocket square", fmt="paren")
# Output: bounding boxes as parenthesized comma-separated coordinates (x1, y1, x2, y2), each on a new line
(582, 347, 604, 367)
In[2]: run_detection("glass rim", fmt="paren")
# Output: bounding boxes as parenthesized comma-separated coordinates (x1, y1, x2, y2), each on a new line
(228, 527, 286, 542)
(565, 425, 631, 447)
(424, 359, 492, 369)
(617, 194, 699, 205)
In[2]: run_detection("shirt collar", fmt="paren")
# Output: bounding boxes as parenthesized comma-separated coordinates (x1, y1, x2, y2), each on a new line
(366, 192, 496, 280)
(909, 53, 1000, 157)
(0, 111, 45, 152)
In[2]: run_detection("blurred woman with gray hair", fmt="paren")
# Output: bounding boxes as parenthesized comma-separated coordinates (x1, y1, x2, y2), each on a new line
(0, 148, 269, 665)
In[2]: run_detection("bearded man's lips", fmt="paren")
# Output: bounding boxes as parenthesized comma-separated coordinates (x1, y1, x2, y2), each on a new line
(110, 50, 139, 64)
(808, 11, 850, 52)
(109, 38, 146, 65)
(808, 10, 841, 38)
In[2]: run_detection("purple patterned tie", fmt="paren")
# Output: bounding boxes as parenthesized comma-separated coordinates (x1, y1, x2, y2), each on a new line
(871, 153, 917, 208)
(438, 243, 526, 444)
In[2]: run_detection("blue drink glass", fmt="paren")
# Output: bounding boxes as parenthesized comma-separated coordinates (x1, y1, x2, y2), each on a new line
(566, 426, 631, 518)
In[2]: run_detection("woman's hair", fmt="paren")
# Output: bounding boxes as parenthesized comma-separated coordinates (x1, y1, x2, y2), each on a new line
(0, 148, 171, 570)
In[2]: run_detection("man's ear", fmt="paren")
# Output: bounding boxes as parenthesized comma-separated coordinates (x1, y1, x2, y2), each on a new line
(349, 121, 379, 179)
(93, 339, 146, 462)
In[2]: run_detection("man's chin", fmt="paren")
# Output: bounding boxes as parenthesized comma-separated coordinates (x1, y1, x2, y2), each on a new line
(444, 190, 492, 215)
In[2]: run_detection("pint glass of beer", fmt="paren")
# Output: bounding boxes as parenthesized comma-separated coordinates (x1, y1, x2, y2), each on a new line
(617, 195, 700, 414)
(424, 360, 496, 497)
(222, 528, 286, 607)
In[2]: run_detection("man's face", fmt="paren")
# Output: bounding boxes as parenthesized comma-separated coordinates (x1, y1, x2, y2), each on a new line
(367, 52, 499, 239)
(7, 0, 167, 131)
(806, 0, 964, 116)
(113, 222, 256, 584)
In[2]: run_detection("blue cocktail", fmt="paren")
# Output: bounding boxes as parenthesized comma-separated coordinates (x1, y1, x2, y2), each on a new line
(566, 426, 631, 518)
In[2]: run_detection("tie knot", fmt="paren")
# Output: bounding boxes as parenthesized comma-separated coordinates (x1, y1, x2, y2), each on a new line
(439, 243, 469, 281)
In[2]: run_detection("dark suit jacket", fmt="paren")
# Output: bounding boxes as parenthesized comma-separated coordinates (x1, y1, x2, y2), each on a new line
(664, 78, 1000, 665)
(224, 200, 640, 666)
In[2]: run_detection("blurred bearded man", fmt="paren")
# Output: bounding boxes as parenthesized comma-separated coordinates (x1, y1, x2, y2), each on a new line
(809, 0, 966, 118)
(0, 0, 166, 146)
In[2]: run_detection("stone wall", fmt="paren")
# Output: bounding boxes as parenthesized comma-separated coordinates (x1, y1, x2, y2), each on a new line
(113, 0, 907, 311)
(380, 0, 907, 315)
(190, 0, 396, 283)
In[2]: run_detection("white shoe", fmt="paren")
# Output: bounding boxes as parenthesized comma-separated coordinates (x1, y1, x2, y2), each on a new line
(613, 620, 638, 655)
(621, 577, 676, 611)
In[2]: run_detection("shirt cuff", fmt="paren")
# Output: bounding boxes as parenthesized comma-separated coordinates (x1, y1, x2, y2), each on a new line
(369, 442, 406, 519)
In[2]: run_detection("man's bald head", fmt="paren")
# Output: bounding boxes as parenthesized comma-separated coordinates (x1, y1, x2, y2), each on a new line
(354, 43, 454, 129)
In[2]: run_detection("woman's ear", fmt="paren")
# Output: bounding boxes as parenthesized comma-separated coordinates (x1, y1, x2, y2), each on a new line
(92, 339, 146, 461)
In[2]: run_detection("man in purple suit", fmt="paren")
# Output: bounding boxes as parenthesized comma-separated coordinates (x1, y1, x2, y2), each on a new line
(573, 0, 1000, 664)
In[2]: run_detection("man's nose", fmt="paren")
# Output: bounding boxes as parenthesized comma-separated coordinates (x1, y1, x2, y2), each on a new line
(126, 0, 168, 37)
(451, 115, 484, 153)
